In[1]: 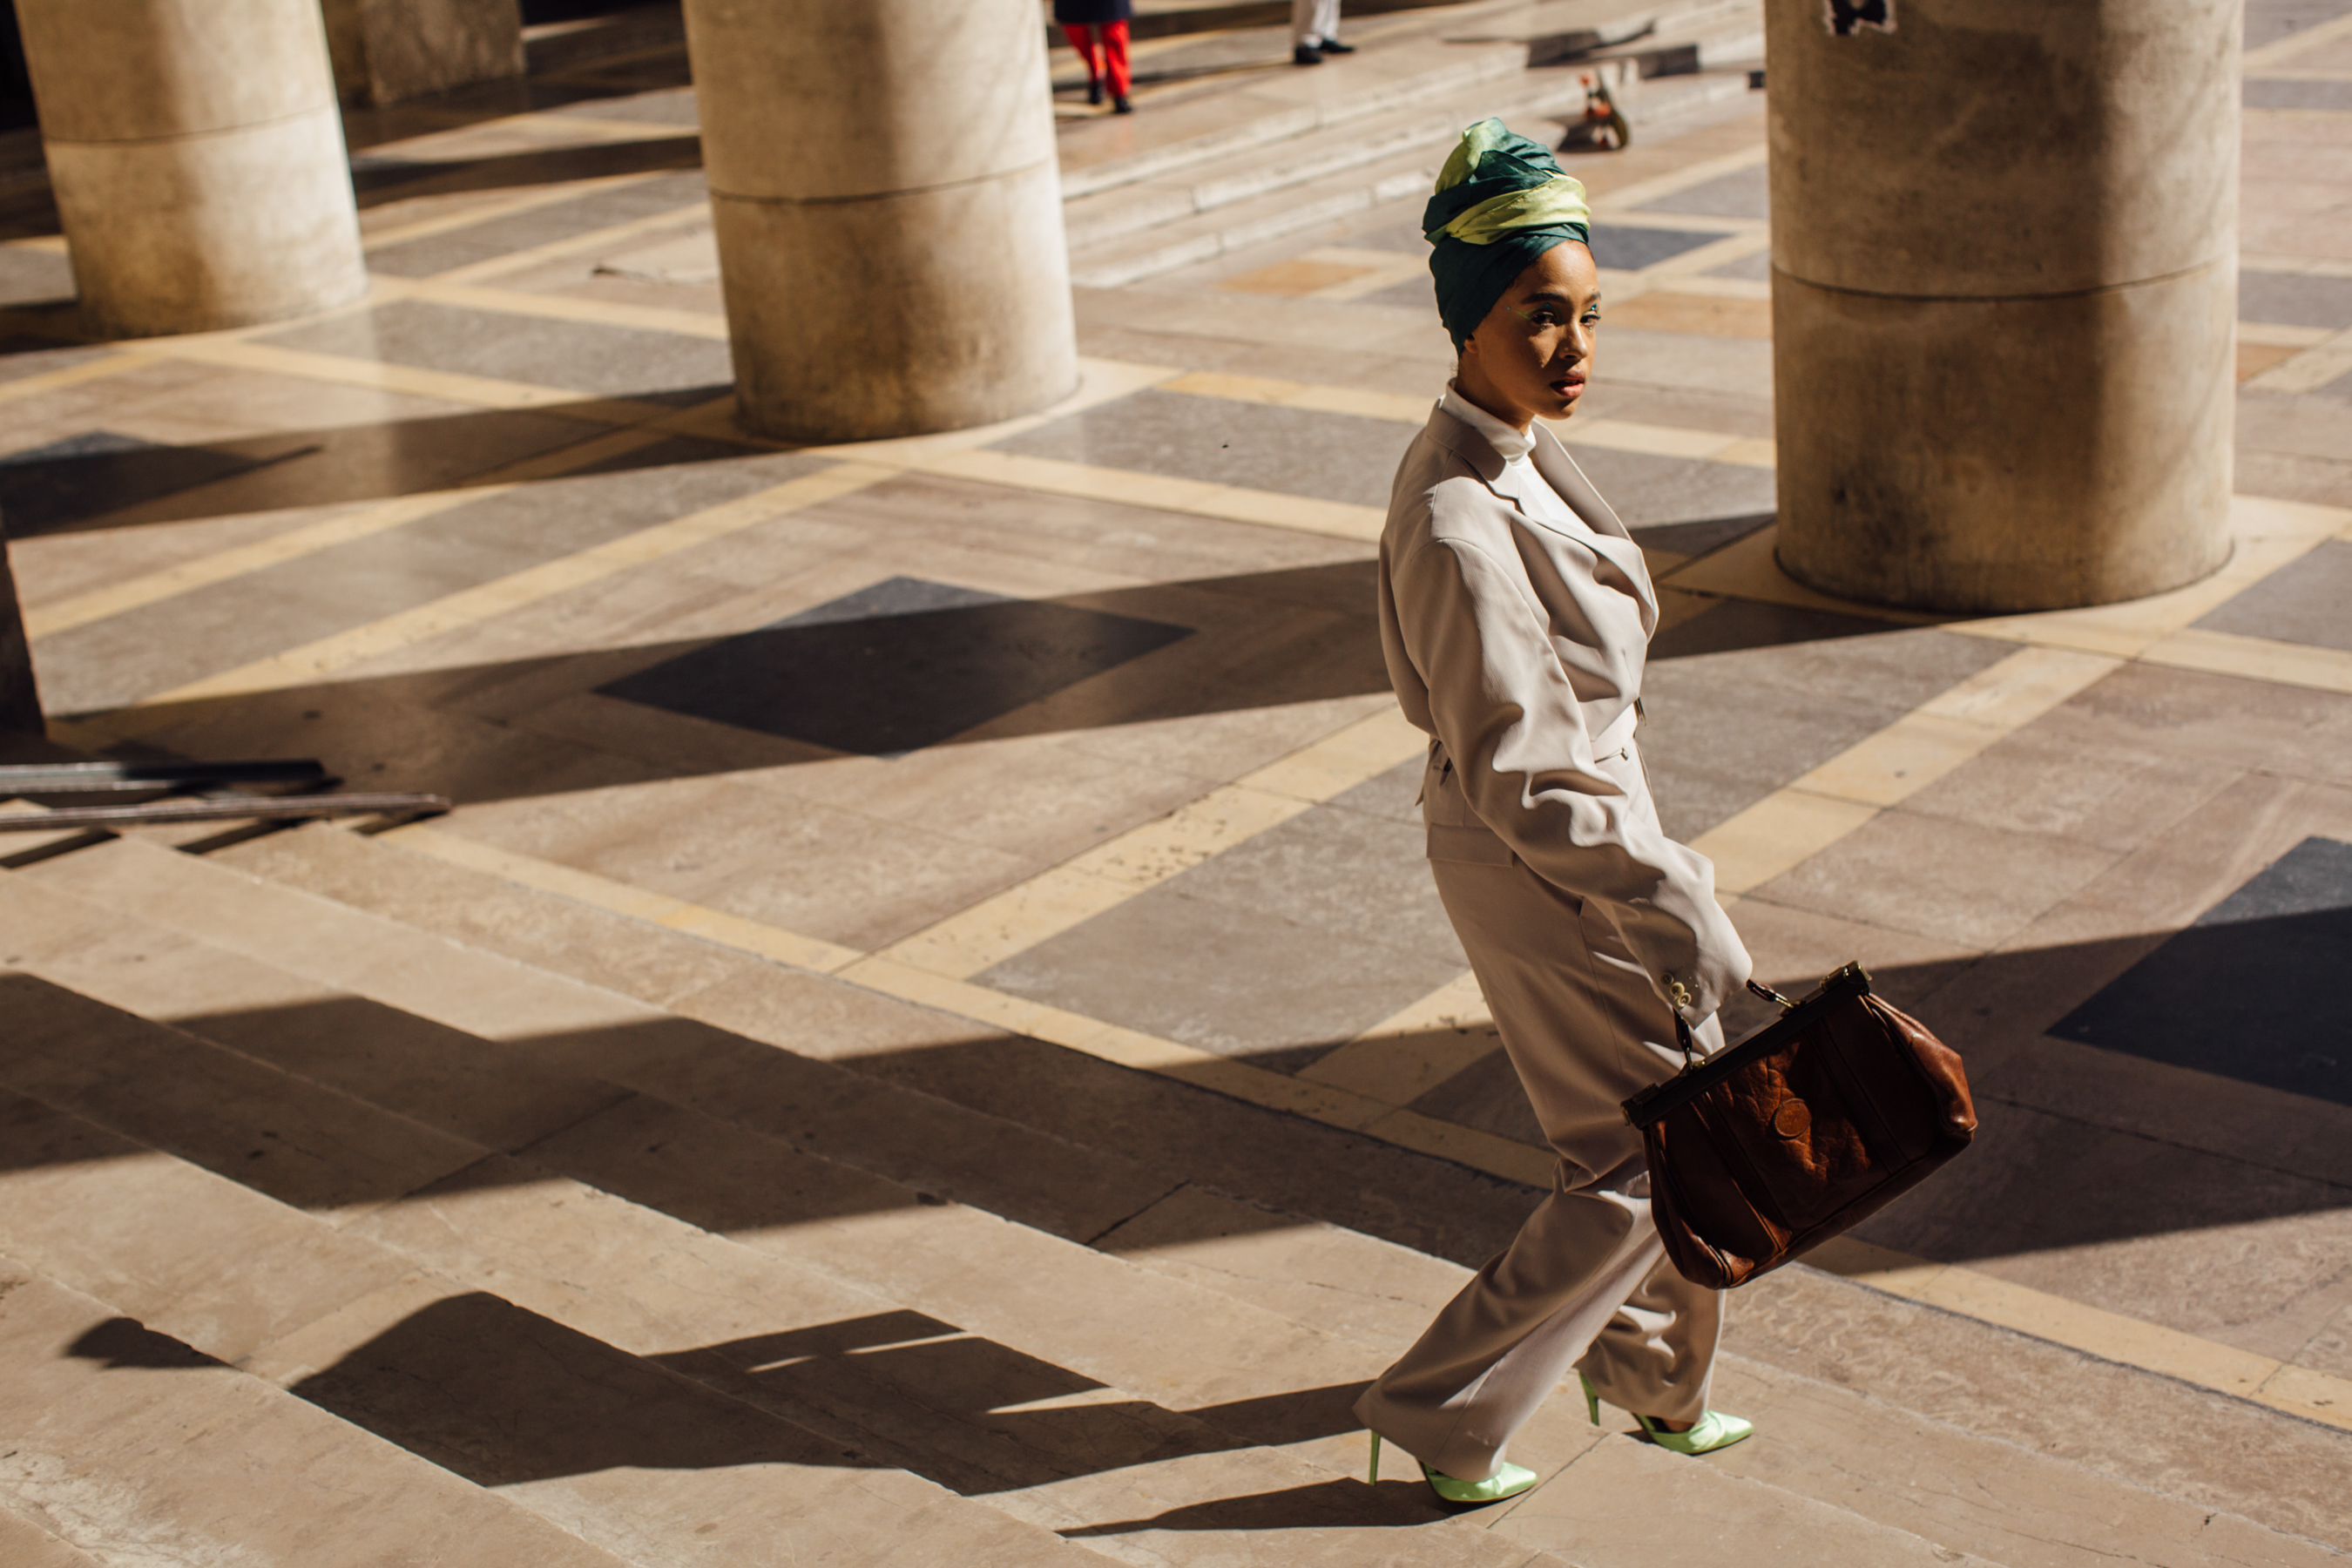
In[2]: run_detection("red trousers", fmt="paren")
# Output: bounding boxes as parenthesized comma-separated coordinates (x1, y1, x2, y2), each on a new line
(1062, 21, 1131, 98)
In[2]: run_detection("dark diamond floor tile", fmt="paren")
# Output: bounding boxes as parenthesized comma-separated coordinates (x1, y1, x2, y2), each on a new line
(2193, 537, 2352, 652)
(2049, 835, 2352, 1106)
(2239, 268, 2352, 332)
(1632, 165, 1769, 220)
(2245, 78, 2352, 112)
(1702, 248, 1774, 282)
(1586, 223, 1736, 272)
(599, 576, 1194, 756)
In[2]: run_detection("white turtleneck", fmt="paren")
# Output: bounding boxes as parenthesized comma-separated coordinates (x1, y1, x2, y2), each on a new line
(1438, 383, 1581, 531)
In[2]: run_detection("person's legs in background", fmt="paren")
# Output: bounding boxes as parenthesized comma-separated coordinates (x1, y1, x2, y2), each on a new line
(1292, 0, 1348, 63)
(1062, 23, 1105, 104)
(1100, 19, 1132, 112)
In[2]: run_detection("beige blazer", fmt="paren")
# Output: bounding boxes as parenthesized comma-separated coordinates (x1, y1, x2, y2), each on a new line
(1378, 402, 1752, 1027)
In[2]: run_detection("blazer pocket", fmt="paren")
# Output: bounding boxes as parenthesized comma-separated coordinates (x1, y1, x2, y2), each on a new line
(1426, 822, 1516, 866)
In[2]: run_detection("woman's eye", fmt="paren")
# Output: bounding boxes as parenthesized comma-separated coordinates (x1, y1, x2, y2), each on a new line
(1531, 310, 1566, 328)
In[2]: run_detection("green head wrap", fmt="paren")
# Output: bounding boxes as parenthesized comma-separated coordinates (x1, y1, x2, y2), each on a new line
(1423, 118, 1592, 348)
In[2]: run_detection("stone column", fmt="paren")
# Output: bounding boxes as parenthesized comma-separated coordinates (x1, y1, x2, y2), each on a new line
(1767, 0, 2240, 612)
(681, 0, 1078, 443)
(323, 0, 526, 108)
(16, 0, 368, 338)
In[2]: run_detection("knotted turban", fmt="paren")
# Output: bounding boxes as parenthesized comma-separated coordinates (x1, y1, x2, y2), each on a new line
(1423, 118, 1592, 348)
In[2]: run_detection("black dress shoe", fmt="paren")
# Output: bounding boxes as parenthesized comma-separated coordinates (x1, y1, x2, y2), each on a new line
(1113, 93, 1133, 113)
(1293, 44, 1325, 64)
(1318, 37, 1355, 53)
(1087, 79, 1103, 105)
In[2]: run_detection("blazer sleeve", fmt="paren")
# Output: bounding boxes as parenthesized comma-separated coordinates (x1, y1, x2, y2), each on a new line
(1389, 531, 1752, 1028)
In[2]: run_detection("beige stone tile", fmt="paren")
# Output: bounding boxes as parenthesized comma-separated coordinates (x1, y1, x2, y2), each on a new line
(1056, 689, 1396, 794)
(220, 819, 756, 1007)
(0, 358, 224, 437)
(11, 503, 365, 610)
(772, 732, 1215, 865)
(452, 768, 1037, 950)
(0, 1269, 631, 1566)
(1748, 808, 2124, 952)
(1896, 721, 2242, 854)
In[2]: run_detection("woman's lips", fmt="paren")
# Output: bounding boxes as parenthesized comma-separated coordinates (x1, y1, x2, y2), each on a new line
(1551, 376, 1585, 399)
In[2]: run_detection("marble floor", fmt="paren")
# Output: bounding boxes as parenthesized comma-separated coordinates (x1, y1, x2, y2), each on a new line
(0, 3, 2349, 1535)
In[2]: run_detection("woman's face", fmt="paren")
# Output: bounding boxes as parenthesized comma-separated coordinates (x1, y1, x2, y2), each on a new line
(1457, 240, 1600, 430)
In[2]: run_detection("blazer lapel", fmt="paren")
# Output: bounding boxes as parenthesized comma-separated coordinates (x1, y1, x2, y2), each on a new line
(1531, 422, 1657, 615)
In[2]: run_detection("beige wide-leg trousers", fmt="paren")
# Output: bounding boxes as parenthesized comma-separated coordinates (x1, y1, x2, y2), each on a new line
(1353, 744, 1726, 1484)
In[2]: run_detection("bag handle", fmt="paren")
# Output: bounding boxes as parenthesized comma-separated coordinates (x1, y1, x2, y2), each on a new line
(1672, 978, 1798, 1071)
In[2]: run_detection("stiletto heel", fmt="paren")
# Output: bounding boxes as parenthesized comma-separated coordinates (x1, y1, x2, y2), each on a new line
(1362, 1429, 1539, 1505)
(1579, 1372, 1754, 1453)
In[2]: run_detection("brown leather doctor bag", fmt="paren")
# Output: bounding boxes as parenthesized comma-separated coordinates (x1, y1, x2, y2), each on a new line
(1621, 963, 1976, 1290)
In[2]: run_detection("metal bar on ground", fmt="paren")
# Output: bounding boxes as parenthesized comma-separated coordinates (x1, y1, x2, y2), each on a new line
(0, 760, 328, 793)
(0, 794, 449, 830)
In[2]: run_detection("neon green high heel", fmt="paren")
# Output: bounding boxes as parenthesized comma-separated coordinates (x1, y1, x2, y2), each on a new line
(1577, 1372, 1754, 1455)
(1368, 1431, 1540, 1505)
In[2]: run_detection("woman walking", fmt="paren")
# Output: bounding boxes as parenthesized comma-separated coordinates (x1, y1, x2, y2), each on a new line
(1357, 119, 1756, 1506)
(1056, 0, 1133, 114)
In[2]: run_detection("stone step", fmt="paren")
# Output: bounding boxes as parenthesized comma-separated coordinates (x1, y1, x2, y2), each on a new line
(1053, 0, 1748, 202)
(180, 814, 2352, 1555)
(106, 824, 1556, 1271)
(1064, 64, 1756, 287)
(67, 823, 2349, 1559)
(0, 966, 1560, 1568)
(1, 848, 2005, 1567)
(0, 1256, 637, 1568)
(1095, 1186, 2352, 1567)
(2, 835, 1181, 1246)
(163, 823, 2352, 1553)
(1061, 68, 1601, 254)
(0, 1056, 1152, 1568)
